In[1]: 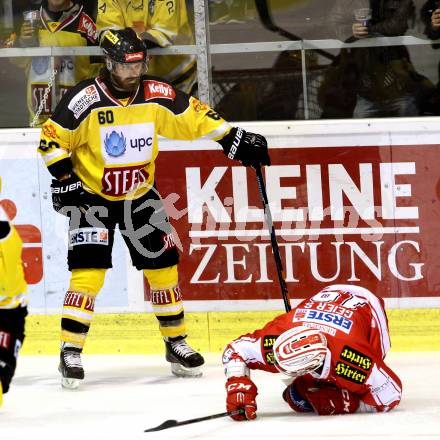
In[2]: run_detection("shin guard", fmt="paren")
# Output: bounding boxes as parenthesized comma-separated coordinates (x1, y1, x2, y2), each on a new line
(61, 291, 95, 349)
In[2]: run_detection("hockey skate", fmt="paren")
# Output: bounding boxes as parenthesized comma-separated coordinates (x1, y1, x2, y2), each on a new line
(165, 337, 205, 378)
(59, 347, 84, 389)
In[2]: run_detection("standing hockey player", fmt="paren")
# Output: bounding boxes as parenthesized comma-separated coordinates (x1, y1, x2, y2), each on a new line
(223, 284, 402, 419)
(37, 28, 270, 389)
(0, 177, 28, 407)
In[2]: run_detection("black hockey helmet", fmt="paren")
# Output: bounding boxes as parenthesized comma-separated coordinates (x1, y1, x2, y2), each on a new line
(100, 28, 148, 64)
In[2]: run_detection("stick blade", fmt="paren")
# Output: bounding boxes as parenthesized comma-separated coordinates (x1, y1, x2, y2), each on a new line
(144, 419, 178, 432)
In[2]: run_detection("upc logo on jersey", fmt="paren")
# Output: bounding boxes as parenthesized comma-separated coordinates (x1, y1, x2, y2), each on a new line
(143, 80, 176, 101)
(69, 228, 109, 246)
(104, 131, 126, 157)
(100, 123, 154, 165)
(68, 85, 100, 119)
(293, 308, 353, 334)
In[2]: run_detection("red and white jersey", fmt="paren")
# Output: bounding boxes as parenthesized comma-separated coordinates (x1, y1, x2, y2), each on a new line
(223, 284, 402, 412)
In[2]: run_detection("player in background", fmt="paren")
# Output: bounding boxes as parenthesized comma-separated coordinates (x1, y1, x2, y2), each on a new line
(223, 284, 402, 419)
(37, 28, 270, 389)
(13, 0, 100, 127)
(0, 177, 28, 407)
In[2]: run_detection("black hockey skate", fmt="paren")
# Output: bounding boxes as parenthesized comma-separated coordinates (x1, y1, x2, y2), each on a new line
(165, 337, 205, 378)
(59, 347, 84, 389)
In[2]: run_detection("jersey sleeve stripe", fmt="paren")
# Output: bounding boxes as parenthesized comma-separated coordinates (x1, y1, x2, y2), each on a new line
(204, 123, 232, 140)
(42, 151, 70, 167)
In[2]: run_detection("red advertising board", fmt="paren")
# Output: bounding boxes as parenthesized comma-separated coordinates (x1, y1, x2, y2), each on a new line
(153, 143, 440, 301)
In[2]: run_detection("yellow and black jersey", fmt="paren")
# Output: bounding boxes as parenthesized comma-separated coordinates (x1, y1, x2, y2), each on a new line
(0, 206, 27, 309)
(14, 3, 100, 127)
(38, 73, 231, 201)
(96, 0, 196, 93)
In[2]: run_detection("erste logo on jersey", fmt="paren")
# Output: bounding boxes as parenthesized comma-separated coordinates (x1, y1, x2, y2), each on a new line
(68, 85, 100, 119)
(69, 227, 109, 246)
(143, 80, 176, 101)
(293, 308, 353, 334)
(100, 123, 154, 164)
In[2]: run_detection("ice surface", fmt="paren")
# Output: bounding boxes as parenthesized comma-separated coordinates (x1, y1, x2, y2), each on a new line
(1, 352, 439, 440)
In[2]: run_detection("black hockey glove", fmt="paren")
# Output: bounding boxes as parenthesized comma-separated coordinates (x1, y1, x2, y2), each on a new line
(218, 127, 271, 167)
(51, 173, 89, 216)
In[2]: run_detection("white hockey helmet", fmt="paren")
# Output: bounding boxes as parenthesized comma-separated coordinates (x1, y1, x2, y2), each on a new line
(273, 326, 327, 377)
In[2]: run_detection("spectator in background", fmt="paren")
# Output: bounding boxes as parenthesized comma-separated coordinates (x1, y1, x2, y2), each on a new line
(420, 0, 440, 114)
(96, 0, 196, 94)
(13, 0, 100, 127)
(421, 0, 440, 39)
(320, 0, 433, 118)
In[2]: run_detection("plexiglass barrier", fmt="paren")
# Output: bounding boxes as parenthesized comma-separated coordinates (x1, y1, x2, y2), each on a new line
(1, 0, 440, 127)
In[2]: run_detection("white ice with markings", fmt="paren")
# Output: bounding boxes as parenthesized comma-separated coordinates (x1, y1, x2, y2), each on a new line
(1, 352, 439, 440)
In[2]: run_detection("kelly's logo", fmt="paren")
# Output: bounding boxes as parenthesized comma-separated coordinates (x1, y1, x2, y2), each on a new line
(340, 346, 372, 371)
(143, 80, 176, 101)
(335, 362, 367, 384)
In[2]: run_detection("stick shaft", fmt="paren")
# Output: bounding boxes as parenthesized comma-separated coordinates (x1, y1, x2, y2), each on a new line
(174, 410, 239, 427)
(255, 166, 291, 312)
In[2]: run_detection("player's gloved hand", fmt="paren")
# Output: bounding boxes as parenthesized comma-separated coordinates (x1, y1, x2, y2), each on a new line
(218, 127, 271, 168)
(305, 383, 360, 415)
(282, 380, 314, 413)
(50, 173, 89, 216)
(225, 376, 258, 421)
(285, 376, 360, 415)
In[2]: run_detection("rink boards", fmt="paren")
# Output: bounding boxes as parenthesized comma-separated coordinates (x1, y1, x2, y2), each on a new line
(22, 308, 440, 355)
(1, 119, 440, 353)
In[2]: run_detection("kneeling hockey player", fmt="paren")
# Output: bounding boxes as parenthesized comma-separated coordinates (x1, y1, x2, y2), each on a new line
(223, 284, 402, 419)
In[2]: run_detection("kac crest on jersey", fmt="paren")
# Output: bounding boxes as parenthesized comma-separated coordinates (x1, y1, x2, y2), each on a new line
(104, 131, 126, 157)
